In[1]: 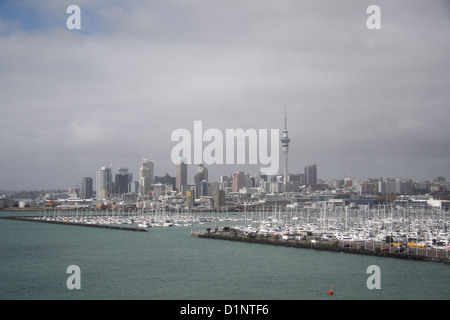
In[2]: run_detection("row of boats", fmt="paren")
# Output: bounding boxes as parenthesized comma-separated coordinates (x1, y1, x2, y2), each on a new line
(235, 222, 450, 250)
(31, 212, 238, 229)
(233, 207, 450, 250)
(30, 206, 450, 250)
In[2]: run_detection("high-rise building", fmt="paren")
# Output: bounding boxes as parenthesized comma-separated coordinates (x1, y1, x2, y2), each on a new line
(185, 189, 194, 207)
(199, 180, 208, 197)
(289, 174, 304, 185)
(152, 183, 166, 199)
(81, 177, 93, 199)
(194, 164, 208, 197)
(220, 175, 230, 190)
(115, 168, 131, 195)
(96, 166, 113, 199)
(155, 173, 176, 190)
(213, 189, 225, 208)
(304, 164, 317, 186)
(130, 181, 140, 194)
(176, 160, 187, 193)
(232, 171, 246, 193)
(139, 159, 154, 197)
(281, 107, 291, 186)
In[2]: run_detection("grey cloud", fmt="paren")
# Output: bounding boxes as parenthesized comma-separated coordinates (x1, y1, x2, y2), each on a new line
(0, 0, 449, 189)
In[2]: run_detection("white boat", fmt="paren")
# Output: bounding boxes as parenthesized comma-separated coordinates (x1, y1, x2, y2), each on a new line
(137, 222, 150, 228)
(163, 220, 173, 227)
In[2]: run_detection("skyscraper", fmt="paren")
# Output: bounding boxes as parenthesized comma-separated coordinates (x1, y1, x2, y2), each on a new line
(194, 164, 208, 196)
(96, 166, 113, 199)
(232, 171, 246, 193)
(304, 164, 317, 186)
(115, 167, 131, 195)
(176, 160, 187, 193)
(154, 173, 176, 190)
(81, 177, 93, 199)
(213, 189, 225, 208)
(139, 159, 154, 197)
(281, 107, 290, 186)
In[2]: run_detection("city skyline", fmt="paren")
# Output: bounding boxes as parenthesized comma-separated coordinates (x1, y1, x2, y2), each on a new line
(1, 1, 449, 190)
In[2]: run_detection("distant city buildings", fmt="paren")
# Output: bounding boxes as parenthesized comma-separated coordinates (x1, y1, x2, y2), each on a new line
(81, 177, 93, 199)
(213, 189, 225, 208)
(155, 173, 176, 189)
(115, 168, 131, 195)
(96, 166, 113, 199)
(194, 164, 208, 197)
(304, 164, 317, 186)
(176, 160, 187, 194)
(3, 161, 450, 211)
(232, 171, 246, 193)
(139, 159, 154, 197)
(42, 111, 445, 212)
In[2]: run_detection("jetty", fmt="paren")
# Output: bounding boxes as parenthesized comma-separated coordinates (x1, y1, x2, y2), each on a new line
(193, 230, 450, 265)
(0, 216, 148, 232)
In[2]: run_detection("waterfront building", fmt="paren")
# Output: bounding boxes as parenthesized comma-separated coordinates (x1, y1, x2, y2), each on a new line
(96, 166, 113, 199)
(152, 183, 166, 199)
(395, 178, 413, 195)
(185, 189, 194, 207)
(129, 181, 139, 194)
(304, 164, 317, 186)
(81, 177, 93, 199)
(232, 171, 246, 193)
(139, 159, 154, 197)
(289, 173, 304, 185)
(155, 173, 176, 190)
(194, 164, 208, 197)
(213, 189, 225, 208)
(199, 180, 208, 197)
(220, 175, 230, 190)
(176, 160, 187, 194)
(376, 178, 413, 195)
(115, 168, 131, 195)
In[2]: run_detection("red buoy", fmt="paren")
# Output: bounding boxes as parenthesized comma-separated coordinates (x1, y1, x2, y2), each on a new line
(328, 286, 333, 295)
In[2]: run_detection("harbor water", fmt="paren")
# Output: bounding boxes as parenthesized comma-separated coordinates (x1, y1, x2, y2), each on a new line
(0, 212, 449, 300)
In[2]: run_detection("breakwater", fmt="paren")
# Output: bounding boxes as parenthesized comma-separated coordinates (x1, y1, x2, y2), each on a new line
(193, 232, 450, 265)
(0, 216, 148, 232)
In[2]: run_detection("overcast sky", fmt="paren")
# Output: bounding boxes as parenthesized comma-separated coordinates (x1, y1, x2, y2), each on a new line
(1, 0, 449, 190)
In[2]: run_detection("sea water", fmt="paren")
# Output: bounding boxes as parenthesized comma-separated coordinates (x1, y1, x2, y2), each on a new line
(1, 213, 449, 300)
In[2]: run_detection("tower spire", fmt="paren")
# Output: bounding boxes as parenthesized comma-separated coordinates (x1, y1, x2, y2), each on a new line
(284, 104, 287, 128)
(281, 105, 290, 188)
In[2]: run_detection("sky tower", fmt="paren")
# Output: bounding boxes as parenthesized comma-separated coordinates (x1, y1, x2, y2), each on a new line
(281, 106, 290, 186)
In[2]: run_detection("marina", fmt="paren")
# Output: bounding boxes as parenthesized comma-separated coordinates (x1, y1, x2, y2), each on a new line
(1, 211, 449, 300)
(2, 204, 449, 263)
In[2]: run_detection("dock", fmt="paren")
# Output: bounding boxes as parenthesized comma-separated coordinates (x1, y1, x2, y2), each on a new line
(0, 216, 148, 232)
(193, 231, 450, 265)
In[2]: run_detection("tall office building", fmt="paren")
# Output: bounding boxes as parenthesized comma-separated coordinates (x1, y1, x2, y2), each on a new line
(139, 159, 154, 197)
(176, 160, 187, 193)
(115, 167, 131, 195)
(281, 107, 291, 185)
(213, 189, 225, 208)
(155, 173, 176, 190)
(232, 171, 246, 193)
(96, 166, 113, 199)
(194, 164, 208, 197)
(220, 175, 229, 190)
(81, 177, 93, 199)
(304, 164, 317, 186)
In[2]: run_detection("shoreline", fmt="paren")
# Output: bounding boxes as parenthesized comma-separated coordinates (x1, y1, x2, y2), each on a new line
(193, 232, 450, 265)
